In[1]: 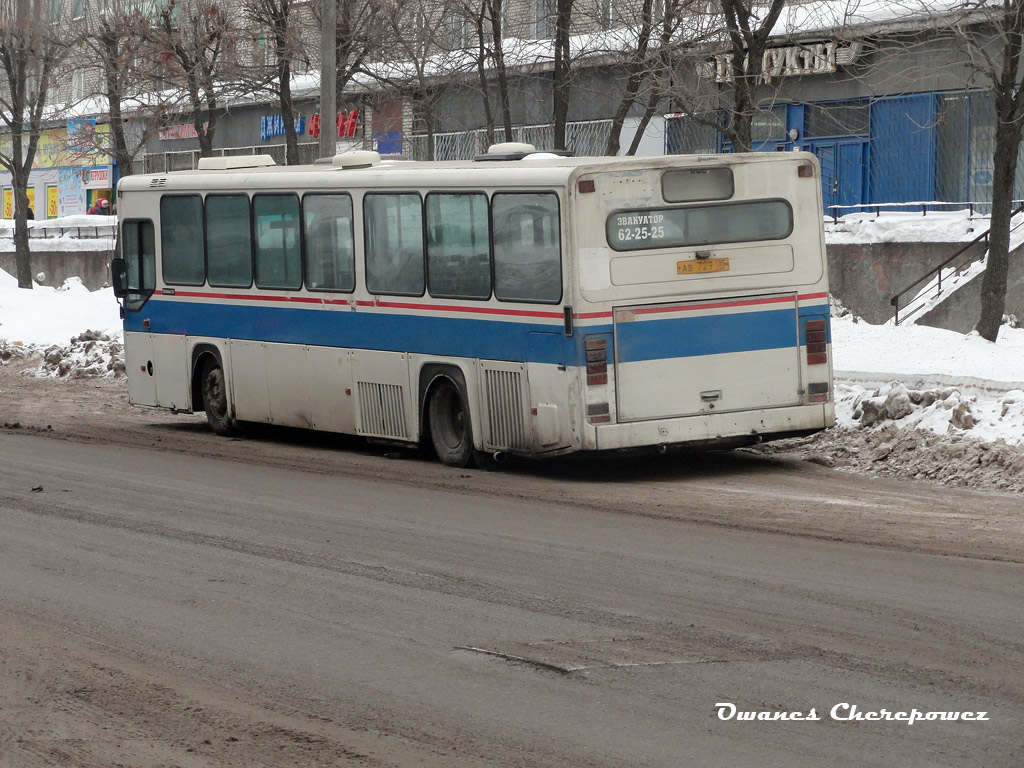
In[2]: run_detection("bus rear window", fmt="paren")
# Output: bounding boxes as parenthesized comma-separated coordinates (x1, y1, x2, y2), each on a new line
(662, 167, 733, 202)
(607, 200, 793, 252)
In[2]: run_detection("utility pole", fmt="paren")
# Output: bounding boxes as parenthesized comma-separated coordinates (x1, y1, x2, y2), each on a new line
(319, 0, 337, 159)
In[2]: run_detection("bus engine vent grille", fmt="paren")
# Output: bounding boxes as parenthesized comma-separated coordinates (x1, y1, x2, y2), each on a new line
(484, 369, 529, 451)
(357, 382, 408, 439)
(149, 178, 168, 188)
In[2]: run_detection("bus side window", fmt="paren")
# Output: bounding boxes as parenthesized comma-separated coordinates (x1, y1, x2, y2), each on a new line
(492, 192, 561, 303)
(364, 193, 424, 296)
(425, 192, 490, 300)
(121, 219, 156, 311)
(160, 195, 205, 286)
(303, 193, 354, 292)
(206, 194, 253, 288)
(254, 194, 301, 290)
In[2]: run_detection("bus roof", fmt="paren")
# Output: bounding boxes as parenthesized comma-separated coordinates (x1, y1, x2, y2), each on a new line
(118, 151, 817, 194)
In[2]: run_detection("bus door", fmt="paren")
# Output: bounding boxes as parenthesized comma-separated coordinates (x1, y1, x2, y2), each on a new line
(613, 293, 803, 423)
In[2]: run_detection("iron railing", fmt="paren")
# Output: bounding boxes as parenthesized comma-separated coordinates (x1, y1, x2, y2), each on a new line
(889, 201, 1024, 325)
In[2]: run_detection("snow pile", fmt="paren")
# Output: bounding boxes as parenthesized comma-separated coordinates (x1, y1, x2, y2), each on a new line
(832, 315, 1024, 391)
(836, 382, 1024, 446)
(774, 425, 1024, 493)
(0, 270, 121, 345)
(31, 330, 125, 379)
(826, 209, 979, 244)
(0, 339, 32, 365)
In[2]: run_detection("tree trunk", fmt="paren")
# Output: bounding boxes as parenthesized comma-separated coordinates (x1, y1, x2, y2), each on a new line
(279, 57, 299, 165)
(486, 0, 513, 143)
(977, 118, 1023, 341)
(604, 0, 654, 156)
(103, 28, 134, 177)
(10, 128, 32, 289)
(729, 61, 754, 152)
(551, 0, 573, 150)
(606, 67, 645, 156)
(475, 17, 496, 147)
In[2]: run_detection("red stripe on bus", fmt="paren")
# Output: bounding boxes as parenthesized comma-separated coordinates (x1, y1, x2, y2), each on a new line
(630, 295, 797, 316)
(156, 290, 565, 319)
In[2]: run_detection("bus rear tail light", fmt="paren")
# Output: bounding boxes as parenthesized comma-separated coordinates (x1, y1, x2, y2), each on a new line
(805, 319, 828, 365)
(585, 337, 608, 386)
(585, 336, 611, 424)
(808, 382, 830, 403)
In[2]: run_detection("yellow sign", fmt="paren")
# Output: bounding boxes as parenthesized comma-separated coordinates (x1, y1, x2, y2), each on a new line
(0, 125, 111, 169)
(47, 185, 58, 218)
(677, 257, 730, 275)
(2, 188, 39, 218)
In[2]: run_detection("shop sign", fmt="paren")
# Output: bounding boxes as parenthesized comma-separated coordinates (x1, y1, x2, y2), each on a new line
(260, 112, 307, 141)
(85, 166, 110, 189)
(159, 122, 209, 140)
(715, 41, 862, 83)
(309, 109, 360, 139)
(47, 185, 59, 218)
(1, 126, 110, 169)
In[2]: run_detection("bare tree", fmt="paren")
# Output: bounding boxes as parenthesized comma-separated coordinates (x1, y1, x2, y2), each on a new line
(0, 0, 73, 289)
(75, 0, 167, 178)
(370, 0, 473, 159)
(149, 0, 243, 157)
(309, 0, 385, 118)
(954, 0, 1024, 341)
(715, 0, 786, 152)
(459, 0, 513, 144)
(243, 0, 313, 164)
(552, 0, 578, 149)
(602, 0, 705, 155)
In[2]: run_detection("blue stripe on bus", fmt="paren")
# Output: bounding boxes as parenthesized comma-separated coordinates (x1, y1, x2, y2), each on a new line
(125, 299, 830, 365)
(617, 307, 798, 361)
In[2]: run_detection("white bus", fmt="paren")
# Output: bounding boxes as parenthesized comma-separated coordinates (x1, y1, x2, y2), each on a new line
(112, 145, 833, 467)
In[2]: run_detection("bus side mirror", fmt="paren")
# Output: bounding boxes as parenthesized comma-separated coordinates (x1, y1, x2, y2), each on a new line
(111, 257, 127, 299)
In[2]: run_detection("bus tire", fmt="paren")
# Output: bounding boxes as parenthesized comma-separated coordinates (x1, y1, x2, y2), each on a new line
(200, 358, 240, 436)
(428, 378, 474, 468)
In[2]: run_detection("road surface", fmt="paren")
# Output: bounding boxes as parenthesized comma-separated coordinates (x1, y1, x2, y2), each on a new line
(1, 423, 1023, 767)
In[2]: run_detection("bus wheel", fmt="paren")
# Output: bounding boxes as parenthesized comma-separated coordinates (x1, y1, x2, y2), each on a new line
(200, 358, 240, 436)
(429, 379, 474, 468)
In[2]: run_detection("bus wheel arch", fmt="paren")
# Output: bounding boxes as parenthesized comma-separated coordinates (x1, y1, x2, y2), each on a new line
(191, 345, 240, 436)
(420, 365, 476, 468)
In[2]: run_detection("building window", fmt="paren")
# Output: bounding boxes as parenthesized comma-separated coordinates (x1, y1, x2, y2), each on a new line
(804, 100, 869, 138)
(254, 35, 269, 66)
(534, 0, 555, 39)
(442, 12, 468, 49)
(73, 0, 86, 19)
(72, 71, 86, 102)
(600, 0, 617, 29)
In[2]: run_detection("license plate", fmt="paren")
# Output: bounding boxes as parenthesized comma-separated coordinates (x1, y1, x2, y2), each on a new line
(677, 257, 730, 275)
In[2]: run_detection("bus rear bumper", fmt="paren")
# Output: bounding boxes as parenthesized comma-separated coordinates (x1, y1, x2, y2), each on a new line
(590, 402, 834, 452)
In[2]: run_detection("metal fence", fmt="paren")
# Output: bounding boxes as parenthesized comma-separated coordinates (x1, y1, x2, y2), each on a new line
(142, 142, 320, 173)
(406, 119, 615, 160)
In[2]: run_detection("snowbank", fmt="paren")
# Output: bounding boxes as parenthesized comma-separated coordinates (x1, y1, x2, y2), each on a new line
(832, 314, 1024, 391)
(0, 269, 121, 346)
